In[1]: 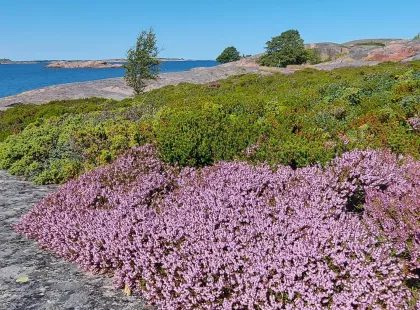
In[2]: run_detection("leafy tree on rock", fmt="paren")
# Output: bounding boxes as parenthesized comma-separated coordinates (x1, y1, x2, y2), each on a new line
(124, 29, 161, 95)
(306, 48, 322, 64)
(216, 46, 241, 64)
(258, 30, 307, 67)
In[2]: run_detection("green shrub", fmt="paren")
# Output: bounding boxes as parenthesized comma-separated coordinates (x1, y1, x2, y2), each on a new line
(1, 61, 420, 184)
(0, 112, 152, 184)
(70, 118, 154, 171)
(0, 97, 131, 142)
(0, 116, 85, 184)
(354, 42, 386, 47)
(306, 48, 322, 65)
(154, 99, 264, 166)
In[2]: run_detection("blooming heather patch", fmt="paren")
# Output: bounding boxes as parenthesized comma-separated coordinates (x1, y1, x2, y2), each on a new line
(16, 145, 420, 309)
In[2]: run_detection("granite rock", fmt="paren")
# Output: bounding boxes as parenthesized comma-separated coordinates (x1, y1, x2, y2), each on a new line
(0, 170, 152, 310)
(45, 61, 122, 69)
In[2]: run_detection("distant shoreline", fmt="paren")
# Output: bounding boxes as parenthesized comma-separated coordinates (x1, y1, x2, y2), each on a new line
(0, 58, 188, 65)
(0, 64, 256, 110)
(0, 61, 40, 65)
(43, 58, 196, 69)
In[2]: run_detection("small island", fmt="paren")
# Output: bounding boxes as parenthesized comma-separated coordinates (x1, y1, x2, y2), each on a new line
(45, 60, 122, 69)
(45, 58, 185, 68)
(1, 58, 185, 67)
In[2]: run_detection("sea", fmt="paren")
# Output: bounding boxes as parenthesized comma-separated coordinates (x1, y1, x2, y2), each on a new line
(0, 60, 219, 98)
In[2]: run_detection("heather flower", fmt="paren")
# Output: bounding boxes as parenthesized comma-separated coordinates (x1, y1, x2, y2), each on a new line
(16, 145, 420, 309)
(408, 116, 420, 131)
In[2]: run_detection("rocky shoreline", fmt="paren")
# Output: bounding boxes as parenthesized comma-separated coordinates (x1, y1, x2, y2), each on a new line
(2, 38, 420, 109)
(0, 65, 258, 109)
(0, 170, 151, 310)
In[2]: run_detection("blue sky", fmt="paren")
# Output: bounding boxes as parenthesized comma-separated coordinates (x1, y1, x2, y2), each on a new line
(1, 0, 419, 60)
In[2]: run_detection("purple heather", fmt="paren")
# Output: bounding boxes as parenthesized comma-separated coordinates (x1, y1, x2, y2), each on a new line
(15, 145, 420, 309)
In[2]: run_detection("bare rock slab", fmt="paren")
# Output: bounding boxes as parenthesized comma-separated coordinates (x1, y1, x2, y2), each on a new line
(0, 65, 257, 109)
(0, 170, 151, 310)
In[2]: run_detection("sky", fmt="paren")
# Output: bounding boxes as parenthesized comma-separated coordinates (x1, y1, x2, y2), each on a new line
(1, 0, 419, 60)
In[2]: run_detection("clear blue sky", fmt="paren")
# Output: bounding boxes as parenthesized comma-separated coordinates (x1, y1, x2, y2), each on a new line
(1, 0, 419, 60)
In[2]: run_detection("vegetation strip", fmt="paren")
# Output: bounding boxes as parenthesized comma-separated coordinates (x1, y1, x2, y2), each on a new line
(1, 61, 419, 184)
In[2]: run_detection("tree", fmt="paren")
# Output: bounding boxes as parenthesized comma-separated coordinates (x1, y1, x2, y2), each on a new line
(414, 33, 420, 40)
(258, 30, 307, 67)
(123, 29, 160, 95)
(216, 46, 241, 64)
(306, 48, 322, 65)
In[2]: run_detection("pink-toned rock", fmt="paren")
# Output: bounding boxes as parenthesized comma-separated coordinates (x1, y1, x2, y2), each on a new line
(364, 41, 420, 62)
(45, 60, 122, 68)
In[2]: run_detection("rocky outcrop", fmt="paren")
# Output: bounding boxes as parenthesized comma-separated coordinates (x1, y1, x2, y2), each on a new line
(402, 54, 420, 63)
(237, 39, 420, 68)
(45, 61, 122, 68)
(306, 42, 349, 60)
(282, 39, 420, 66)
(363, 40, 420, 61)
(221, 54, 262, 68)
(347, 45, 382, 60)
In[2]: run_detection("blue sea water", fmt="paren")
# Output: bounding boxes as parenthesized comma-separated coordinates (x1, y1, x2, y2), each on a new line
(0, 60, 219, 98)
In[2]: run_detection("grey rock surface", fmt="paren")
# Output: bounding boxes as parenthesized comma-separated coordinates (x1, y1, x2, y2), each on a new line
(348, 45, 382, 60)
(0, 170, 151, 310)
(313, 60, 381, 70)
(0, 65, 257, 110)
(402, 54, 420, 63)
(305, 42, 349, 60)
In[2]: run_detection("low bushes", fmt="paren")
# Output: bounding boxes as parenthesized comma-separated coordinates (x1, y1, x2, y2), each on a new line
(1, 62, 420, 184)
(0, 112, 152, 184)
(0, 97, 132, 142)
(354, 42, 386, 47)
(154, 99, 265, 167)
(16, 145, 420, 309)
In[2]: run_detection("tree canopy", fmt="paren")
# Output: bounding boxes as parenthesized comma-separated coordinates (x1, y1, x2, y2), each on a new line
(258, 30, 307, 67)
(123, 29, 160, 95)
(216, 46, 241, 64)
